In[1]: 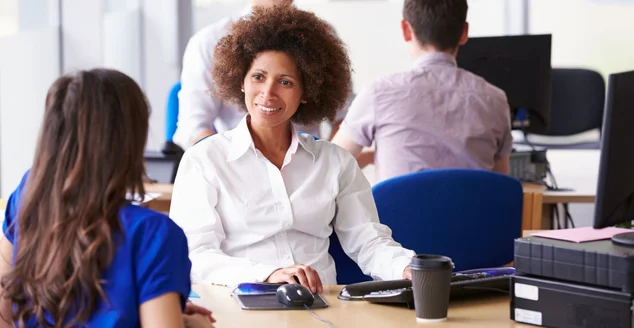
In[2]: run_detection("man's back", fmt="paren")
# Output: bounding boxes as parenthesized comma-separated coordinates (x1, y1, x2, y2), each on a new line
(340, 52, 512, 183)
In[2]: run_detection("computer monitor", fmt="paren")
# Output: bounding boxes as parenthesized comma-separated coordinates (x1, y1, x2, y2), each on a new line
(144, 150, 183, 184)
(593, 70, 634, 246)
(456, 34, 552, 134)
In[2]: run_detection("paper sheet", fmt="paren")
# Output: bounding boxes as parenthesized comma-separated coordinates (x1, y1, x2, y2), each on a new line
(531, 227, 633, 243)
(128, 192, 161, 205)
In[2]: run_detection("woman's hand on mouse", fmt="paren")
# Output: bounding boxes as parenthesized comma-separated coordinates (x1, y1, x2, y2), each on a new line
(265, 264, 323, 294)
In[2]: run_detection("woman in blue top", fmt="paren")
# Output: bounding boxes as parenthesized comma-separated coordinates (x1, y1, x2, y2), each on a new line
(0, 69, 214, 327)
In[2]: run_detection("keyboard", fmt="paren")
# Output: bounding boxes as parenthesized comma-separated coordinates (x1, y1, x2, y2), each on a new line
(339, 267, 515, 309)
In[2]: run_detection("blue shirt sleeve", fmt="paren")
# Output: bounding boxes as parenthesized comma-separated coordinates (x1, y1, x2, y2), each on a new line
(3, 171, 31, 244)
(134, 215, 192, 309)
(2, 192, 17, 244)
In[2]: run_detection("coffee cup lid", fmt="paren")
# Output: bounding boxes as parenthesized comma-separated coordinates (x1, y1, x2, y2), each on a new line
(409, 254, 454, 270)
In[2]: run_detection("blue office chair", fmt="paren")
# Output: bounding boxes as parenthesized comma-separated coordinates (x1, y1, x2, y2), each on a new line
(165, 81, 224, 148)
(372, 169, 523, 271)
(145, 81, 183, 183)
(298, 131, 319, 141)
(165, 81, 181, 144)
(328, 234, 372, 285)
(302, 134, 370, 284)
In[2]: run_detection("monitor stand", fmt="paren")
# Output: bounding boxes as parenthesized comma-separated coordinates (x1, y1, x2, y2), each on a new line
(612, 232, 634, 246)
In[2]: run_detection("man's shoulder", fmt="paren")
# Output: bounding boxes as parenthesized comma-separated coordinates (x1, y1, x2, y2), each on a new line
(353, 74, 394, 97)
(346, 72, 409, 110)
(456, 68, 508, 102)
(481, 79, 508, 103)
(371, 67, 423, 93)
(189, 16, 235, 47)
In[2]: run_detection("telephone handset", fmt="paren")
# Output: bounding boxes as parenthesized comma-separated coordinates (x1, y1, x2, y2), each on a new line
(338, 267, 515, 308)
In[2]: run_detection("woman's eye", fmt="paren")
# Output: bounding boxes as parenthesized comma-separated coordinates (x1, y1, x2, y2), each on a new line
(253, 74, 263, 80)
(280, 80, 292, 86)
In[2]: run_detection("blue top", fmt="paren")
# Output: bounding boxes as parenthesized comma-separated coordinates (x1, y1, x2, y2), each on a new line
(2, 172, 192, 327)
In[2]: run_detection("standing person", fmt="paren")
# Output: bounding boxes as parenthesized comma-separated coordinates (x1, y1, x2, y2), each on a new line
(173, 0, 350, 150)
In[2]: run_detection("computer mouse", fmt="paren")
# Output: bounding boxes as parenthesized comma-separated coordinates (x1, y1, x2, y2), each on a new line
(276, 284, 315, 307)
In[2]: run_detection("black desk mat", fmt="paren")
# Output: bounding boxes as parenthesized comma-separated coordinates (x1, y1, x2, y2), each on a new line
(233, 293, 329, 310)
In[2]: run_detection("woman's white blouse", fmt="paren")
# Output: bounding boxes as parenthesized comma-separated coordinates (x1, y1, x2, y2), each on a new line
(169, 117, 415, 286)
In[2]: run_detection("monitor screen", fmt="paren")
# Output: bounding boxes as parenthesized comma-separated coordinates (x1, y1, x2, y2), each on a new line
(593, 70, 634, 229)
(456, 34, 552, 134)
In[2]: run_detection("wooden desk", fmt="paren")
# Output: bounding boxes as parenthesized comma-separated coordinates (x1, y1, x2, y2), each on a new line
(521, 183, 598, 230)
(535, 189, 596, 230)
(542, 190, 595, 204)
(192, 285, 530, 328)
(521, 183, 546, 231)
(142, 182, 551, 232)
(143, 183, 172, 213)
(190, 230, 540, 327)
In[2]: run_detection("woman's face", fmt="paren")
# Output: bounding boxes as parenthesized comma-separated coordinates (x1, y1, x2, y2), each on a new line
(242, 50, 303, 129)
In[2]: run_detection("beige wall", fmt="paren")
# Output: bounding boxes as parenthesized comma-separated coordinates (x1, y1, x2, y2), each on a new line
(530, 0, 634, 78)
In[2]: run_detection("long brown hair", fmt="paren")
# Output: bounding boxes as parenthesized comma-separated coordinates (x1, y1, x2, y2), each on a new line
(0, 68, 150, 327)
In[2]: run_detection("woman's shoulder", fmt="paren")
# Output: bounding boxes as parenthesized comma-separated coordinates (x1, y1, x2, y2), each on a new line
(120, 205, 185, 242)
(182, 130, 235, 164)
(3, 170, 32, 238)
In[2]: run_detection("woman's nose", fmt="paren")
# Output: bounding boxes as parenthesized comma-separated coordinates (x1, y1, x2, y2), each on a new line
(259, 81, 277, 103)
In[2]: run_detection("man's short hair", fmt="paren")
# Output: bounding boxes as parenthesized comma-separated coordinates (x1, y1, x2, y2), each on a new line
(403, 0, 468, 51)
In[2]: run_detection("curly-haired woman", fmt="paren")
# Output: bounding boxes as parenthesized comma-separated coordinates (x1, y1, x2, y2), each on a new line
(170, 5, 415, 293)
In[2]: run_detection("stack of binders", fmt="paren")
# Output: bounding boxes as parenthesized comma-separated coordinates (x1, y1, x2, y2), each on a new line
(511, 233, 634, 328)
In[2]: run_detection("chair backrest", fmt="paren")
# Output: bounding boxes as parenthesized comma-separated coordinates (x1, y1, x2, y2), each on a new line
(166, 81, 181, 142)
(328, 233, 372, 285)
(147, 81, 183, 183)
(372, 169, 523, 271)
(546, 68, 605, 136)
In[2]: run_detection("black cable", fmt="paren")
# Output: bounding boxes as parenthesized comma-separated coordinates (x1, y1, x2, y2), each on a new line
(521, 129, 575, 229)
(521, 129, 537, 152)
(553, 204, 561, 230)
(564, 203, 576, 228)
(546, 158, 576, 229)
(546, 163, 575, 229)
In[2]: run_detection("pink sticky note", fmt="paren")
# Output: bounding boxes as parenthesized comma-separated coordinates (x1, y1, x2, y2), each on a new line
(531, 227, 634, 243)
